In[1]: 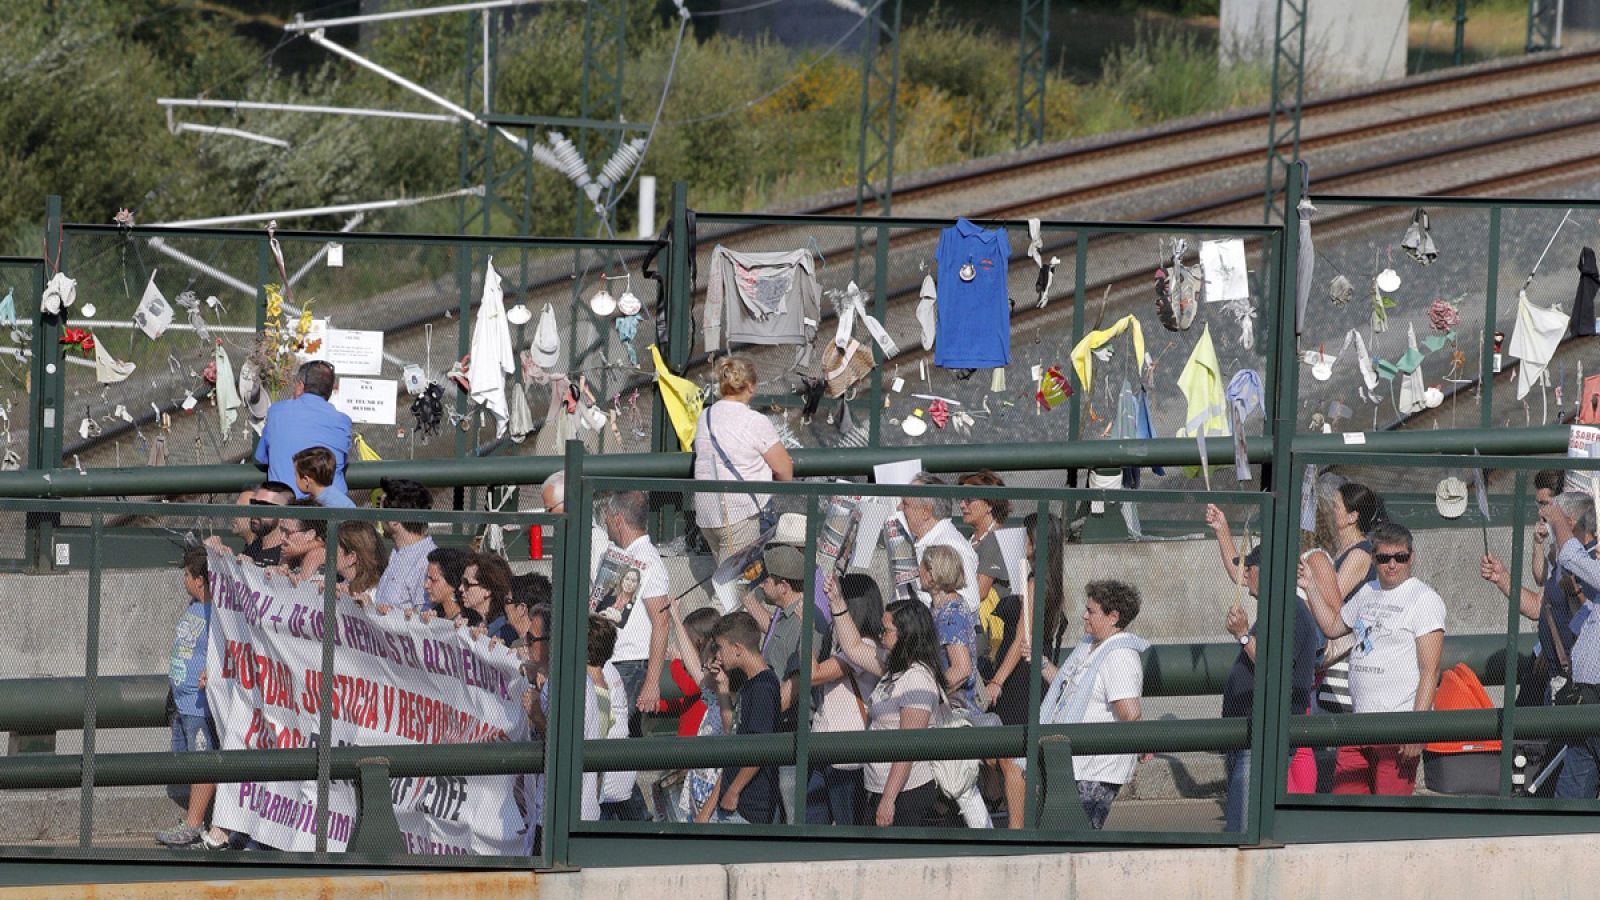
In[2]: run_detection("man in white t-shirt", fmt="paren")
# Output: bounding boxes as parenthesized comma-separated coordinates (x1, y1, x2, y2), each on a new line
(1306, 522, 1445, 796)
(596, 491, 673, 734)
(899, 473, 979, 612)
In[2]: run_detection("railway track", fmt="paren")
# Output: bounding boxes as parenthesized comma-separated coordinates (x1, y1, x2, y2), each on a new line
(58, 47, 1600, 470)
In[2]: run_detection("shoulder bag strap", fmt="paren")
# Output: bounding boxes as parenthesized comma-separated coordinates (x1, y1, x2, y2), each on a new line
(704, 405, 766, 516)
(1543, 599, 1572, 677)
(840, 661, 871, 728)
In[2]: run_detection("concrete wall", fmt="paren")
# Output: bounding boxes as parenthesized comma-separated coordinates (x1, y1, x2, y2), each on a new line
(1221, 0, 1409, 88)
(7, 833, 1599, 898)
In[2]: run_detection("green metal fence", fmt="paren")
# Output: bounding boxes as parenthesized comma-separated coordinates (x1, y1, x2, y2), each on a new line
(5, 181, 1600, 878)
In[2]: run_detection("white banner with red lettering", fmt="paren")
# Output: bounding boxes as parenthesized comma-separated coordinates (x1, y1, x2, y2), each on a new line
(204, 548, 533, 854)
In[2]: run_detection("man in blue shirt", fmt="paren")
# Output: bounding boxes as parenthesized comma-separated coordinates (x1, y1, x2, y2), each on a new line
(254, 361, 352, 499)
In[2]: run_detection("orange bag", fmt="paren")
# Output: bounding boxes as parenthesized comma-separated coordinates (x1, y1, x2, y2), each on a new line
(1426, 663, 1501, 754)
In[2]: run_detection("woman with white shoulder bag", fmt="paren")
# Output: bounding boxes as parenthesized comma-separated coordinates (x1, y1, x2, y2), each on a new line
(692, 356, 793, 562)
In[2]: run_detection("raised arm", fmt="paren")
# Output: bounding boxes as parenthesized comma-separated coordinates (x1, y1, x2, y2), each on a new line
(1480, 553, 1542, 621)
(825, 574, 884, 677)
(1204, 504, 1242, 586)
(1300, 554, 1351, 639)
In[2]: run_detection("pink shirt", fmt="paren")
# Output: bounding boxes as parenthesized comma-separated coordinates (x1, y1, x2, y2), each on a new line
(692, 399, 780, 528)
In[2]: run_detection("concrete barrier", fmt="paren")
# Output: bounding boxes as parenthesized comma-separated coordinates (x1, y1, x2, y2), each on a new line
(0, 834, 1587, 898)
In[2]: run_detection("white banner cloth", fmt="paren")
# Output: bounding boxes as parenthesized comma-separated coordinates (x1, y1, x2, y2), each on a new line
(205, 548, 532, 854)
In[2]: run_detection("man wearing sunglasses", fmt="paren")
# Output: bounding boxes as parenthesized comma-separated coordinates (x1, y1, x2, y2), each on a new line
(1303, 522, 1445, 796)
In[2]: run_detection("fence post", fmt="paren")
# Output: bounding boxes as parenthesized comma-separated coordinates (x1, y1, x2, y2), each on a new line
(1251, 168, 1301, 846)
(546, 438, 589, 868)
(347, 757, 405, 855)
(28, 196, 64, 570)
(1035, 735, 1090, 830)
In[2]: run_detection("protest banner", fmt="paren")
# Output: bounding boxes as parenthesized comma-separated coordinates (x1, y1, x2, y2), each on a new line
(204, 548, 532, 855)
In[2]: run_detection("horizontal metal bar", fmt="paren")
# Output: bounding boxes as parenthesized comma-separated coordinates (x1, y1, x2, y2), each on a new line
(1293, 426, 1567, 456)
(0, 742, 544, 791)
(580, 718, 1249, 772)
(481, 113, 650, 133)
(1311, 194, 1600, 211)
(693, 210, 1281, 235)
(1288, 703, 1600, 747)
(0, 432, 1273, 500)
(157, 97, 458, 124)
(155, 186, 484, 228)
(64, 222, 655, 252)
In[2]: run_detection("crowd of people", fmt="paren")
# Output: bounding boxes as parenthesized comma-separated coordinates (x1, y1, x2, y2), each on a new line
(154, 358, 1600, 848)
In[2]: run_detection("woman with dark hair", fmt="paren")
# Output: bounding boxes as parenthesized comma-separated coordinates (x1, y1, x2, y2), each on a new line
(469, 553, 515, 638)
(459, 553, 510, 629)
(1303, 481, 1383, 790)
(971, 512, 1064, 828)
(833, 593, 944, 827)
(807, 573, 886, 825)
(958, 469, 1012, 661)
(1032, 579, 1148, 830)
(423, 547, 469, 620)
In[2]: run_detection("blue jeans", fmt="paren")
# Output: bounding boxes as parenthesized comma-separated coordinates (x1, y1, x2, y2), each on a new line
(599, 784, 649, 821)
(711, 809, 750, 824)
(1223, 749, 1251, 832)
(1076, 780, 1120, 830)
(1555, 737, 1600, 799)
(612, 659, 647, 738)
(167, 713, 218, 806)
(805, 766, 866, 825)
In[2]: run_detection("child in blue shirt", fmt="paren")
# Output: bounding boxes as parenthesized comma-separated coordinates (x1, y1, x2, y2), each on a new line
(708, 611, 783, 825)
(155, 548, 228, 849)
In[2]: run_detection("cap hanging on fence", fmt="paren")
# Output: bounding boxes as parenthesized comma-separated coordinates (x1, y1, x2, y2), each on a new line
(1435, 476, 1468, 519)
(41, 272, 76, 316)
(1400, 208, 1439, 266)
(134, 271, 172, 339)
(238, 358, 272, 419)
(530, 303, 561, 370)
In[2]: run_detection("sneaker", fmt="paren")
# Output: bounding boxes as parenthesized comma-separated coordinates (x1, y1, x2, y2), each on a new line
(200, 828, 230, 851)
(155, 823, 202, 847)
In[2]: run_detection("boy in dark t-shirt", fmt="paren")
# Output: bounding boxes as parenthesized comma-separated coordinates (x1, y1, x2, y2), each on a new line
(708, 611, 782, 824)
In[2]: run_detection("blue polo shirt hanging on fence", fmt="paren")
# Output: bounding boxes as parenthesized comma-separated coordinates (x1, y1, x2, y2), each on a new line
(934, 218, 1011, 369)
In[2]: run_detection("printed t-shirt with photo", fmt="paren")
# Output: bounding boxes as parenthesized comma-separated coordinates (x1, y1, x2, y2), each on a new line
(603, 535, 671, 663)
(1340, 577, 1446, 715)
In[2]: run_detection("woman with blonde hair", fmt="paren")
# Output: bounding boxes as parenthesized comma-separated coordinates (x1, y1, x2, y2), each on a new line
(692, 355, 794, 561)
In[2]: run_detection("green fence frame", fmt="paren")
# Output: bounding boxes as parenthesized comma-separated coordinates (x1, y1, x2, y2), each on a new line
(4, 178, 1600, 879)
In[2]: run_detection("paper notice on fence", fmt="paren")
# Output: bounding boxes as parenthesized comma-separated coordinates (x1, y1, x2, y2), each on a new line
(204, 549, 532, 855)
(1568, 425, 1600, 503)
(873, 459, 922, 486)
(333, 377, 398, 425)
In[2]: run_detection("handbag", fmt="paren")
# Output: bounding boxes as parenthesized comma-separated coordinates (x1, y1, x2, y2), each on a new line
(704, 405, 777, 534)
(820, 339, 873, 398)
(927, 678, 990, 798)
